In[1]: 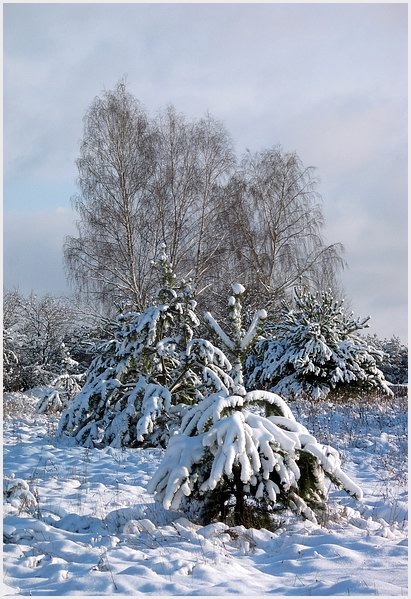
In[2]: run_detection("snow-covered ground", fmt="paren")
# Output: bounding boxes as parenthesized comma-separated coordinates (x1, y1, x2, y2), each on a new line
(3, 391, 408, 596)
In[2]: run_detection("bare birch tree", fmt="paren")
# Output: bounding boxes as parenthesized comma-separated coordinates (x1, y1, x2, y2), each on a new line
(64, 81, 157, 311)
(216, 147, 344, 314)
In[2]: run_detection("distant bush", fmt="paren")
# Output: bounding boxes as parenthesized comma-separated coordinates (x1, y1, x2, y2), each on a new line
(3, 291, 84, 392)
(35, 373, 86, 415)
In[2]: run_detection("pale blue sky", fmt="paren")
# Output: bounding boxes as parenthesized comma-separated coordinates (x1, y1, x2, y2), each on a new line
(3, 2, 408, 340)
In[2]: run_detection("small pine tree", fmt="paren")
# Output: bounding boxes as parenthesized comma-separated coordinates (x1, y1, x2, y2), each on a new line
(148, 284, 363, 528)
(247, 286, 392, 400)
(58, 245, 236, 448)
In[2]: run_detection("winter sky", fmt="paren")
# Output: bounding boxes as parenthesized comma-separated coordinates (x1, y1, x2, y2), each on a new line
(4, 2, 407, 341)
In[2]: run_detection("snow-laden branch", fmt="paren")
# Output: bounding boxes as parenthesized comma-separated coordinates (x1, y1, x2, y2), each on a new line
(204, 311, 235, 351)
(240, 309, 267, 351)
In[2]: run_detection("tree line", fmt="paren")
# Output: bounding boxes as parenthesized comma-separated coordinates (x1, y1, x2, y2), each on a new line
(3, 287, 407, 394)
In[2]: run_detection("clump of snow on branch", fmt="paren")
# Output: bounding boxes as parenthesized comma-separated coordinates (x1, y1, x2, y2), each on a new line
(4, 477, 37, 511)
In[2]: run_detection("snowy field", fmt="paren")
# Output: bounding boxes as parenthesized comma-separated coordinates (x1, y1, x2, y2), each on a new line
(3, 391, 408, 596)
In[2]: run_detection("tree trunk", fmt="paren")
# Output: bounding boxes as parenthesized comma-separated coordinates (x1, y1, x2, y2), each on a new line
(233, 467, 245, 526)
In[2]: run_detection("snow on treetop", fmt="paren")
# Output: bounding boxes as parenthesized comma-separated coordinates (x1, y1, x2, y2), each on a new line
(231, 283, 245, 295)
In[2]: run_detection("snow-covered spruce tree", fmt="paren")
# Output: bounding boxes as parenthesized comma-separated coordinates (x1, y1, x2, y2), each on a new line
(247, 286, 393, 401)
(148, 284, 363, 528)
(57, 245, 234, 448)
(366, 334, 408, 385)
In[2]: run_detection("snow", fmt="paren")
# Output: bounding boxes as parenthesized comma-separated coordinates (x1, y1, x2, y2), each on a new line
(240, 309, 267, 351)
(204, 311, 235, 351)
(3, 392, 407, 596)
(231, 283, 245, 296)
